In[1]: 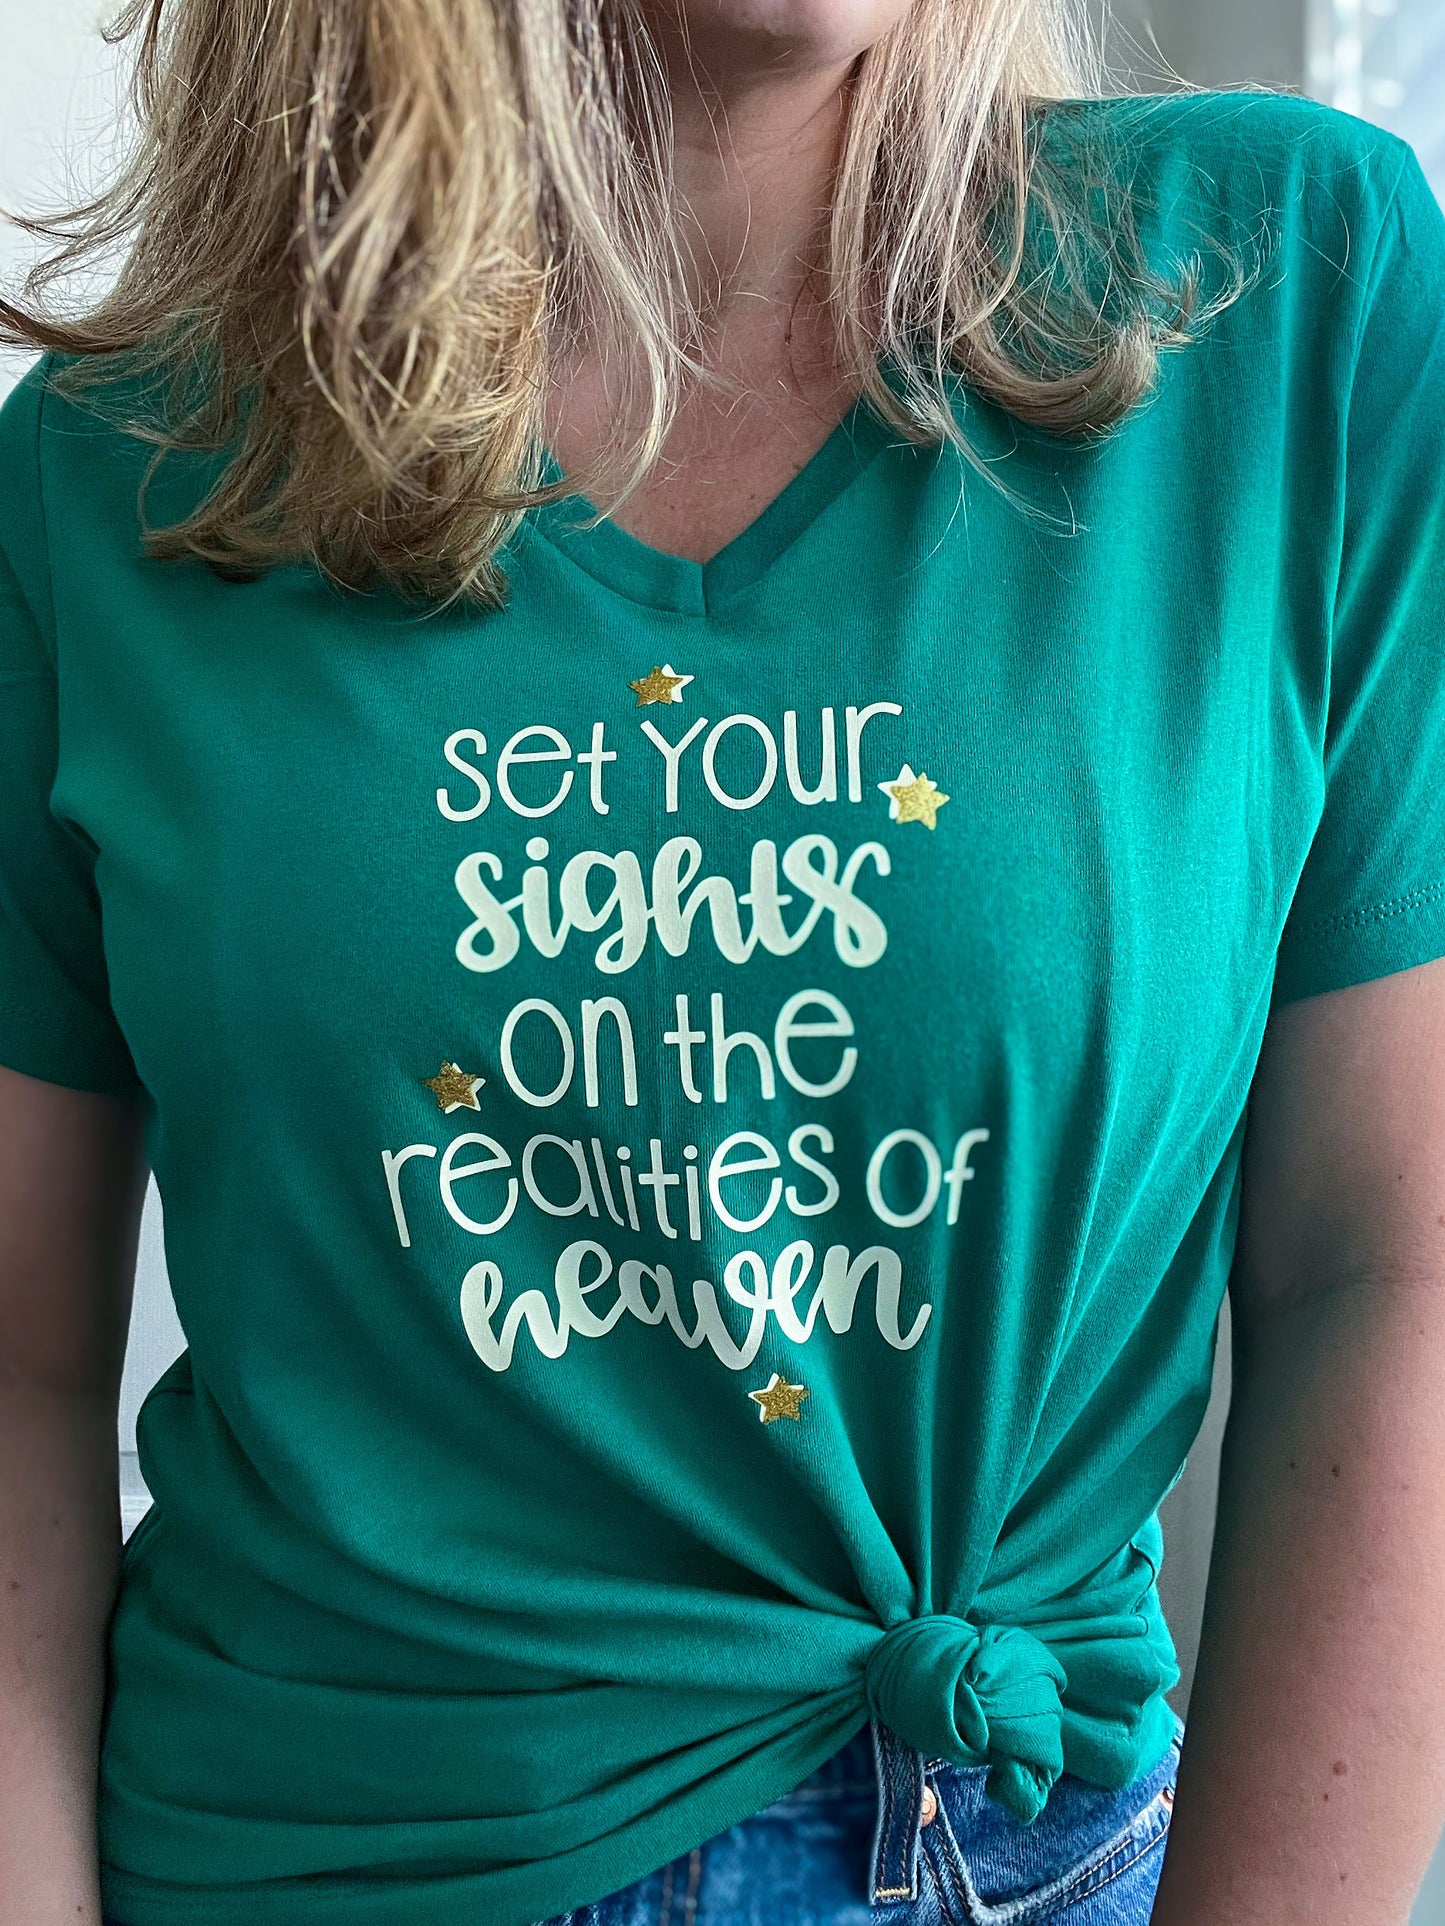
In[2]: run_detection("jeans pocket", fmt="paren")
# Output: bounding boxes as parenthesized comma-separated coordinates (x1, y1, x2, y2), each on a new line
(922, 1718, 1182, 1924)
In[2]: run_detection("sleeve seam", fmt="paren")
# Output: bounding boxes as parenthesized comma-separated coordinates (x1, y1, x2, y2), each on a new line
(1288, 879, 1445, 938)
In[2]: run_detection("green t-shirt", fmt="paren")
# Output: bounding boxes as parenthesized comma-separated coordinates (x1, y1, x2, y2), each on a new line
(2, 87, 1444, 1926)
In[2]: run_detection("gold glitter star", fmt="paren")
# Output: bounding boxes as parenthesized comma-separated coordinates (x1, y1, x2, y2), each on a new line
(628, 663, 694, 706)
(423, 1061, 485, 1113)
(879, 763, 950, 830)
(748, 1372, 810, 1424)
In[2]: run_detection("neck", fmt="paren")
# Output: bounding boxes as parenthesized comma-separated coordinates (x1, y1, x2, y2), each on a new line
(640, 13, 863, 355)
(543, 19, 872, 494)
(674, 74, 852, 321)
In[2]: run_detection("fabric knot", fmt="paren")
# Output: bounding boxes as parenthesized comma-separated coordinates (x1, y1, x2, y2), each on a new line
(863, 1613, 1069, 1825)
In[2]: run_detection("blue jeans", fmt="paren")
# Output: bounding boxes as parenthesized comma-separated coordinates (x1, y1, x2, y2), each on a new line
(536, 1713, 1184, 1926)
(103, 1711, 1183, 1926)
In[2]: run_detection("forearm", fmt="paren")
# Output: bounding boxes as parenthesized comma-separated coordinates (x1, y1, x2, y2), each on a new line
(0, 1380, 124, 1926)
(1150, 1273, 1445, 1925)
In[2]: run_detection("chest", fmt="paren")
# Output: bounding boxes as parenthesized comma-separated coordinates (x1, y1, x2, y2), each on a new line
(61, 487, 1316, 1136)
(42, 433, 1338, 1401)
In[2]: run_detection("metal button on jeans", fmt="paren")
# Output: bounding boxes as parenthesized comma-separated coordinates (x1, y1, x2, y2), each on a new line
(919, 1783, 938, 1826)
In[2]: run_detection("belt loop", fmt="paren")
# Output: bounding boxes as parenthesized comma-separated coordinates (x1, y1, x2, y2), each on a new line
(868, 1716, 925, 1907)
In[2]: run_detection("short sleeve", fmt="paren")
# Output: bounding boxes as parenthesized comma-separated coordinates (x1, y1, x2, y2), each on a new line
(0, 363, 143, 1096)
(1271, 142, 1445, 1010)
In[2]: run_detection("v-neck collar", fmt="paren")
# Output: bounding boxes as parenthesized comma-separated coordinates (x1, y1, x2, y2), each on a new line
(523, 359, 908, 616)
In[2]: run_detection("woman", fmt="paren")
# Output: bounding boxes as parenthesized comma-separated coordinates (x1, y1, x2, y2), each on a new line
(2, 0, 1444, 1920)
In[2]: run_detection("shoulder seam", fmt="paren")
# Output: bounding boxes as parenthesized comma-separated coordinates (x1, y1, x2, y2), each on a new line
(1345, 137, 1415, 369)
(30, 355, 61, 672)
(1325, 136, 1415, 655)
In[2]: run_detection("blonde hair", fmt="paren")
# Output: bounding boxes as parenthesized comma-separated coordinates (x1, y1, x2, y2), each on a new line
(0, 0, 1250, 606)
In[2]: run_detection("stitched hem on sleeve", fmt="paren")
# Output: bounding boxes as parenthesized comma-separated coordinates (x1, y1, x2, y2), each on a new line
(0, 986, 145, 1093)
(0, 1031, 145, 1100)
(1271, 879, 1445, 1011)
(1290, 878, 1445, 938)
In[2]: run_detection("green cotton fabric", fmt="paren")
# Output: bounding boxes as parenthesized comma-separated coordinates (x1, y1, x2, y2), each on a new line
(1, 89, 1444, 1926)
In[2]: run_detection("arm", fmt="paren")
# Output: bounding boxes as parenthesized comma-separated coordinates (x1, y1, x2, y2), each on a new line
(1150, 954, 1445, 1925)
(0, 1063, 149, 1926)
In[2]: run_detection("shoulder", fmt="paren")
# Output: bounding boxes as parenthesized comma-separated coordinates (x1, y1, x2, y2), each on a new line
(1, 351, 155, 494)
(0, 362, 58, 630)
(1036, 87, 1415, 284)
(0, 351, 214, 559)
(0, 359, 48, 495)
(1030, 89, 1428, 368)
(1036, 86, 1411, 198)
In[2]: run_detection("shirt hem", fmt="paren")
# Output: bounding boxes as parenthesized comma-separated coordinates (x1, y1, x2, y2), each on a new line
(100, 1711, 871, 1926)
